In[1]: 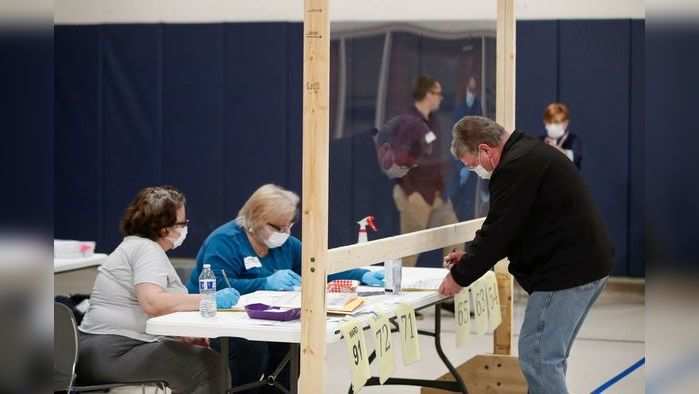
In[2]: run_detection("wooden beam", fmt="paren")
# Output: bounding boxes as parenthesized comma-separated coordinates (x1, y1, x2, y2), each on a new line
(494, 0, 516, 357)
(494, 270, 514, 355)
(496, 0, 516, 132)
(299, 0, 330, 392)
(327, 218, 485, 274)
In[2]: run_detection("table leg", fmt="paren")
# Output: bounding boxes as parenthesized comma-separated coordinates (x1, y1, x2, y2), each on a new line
(355, 302, 469, 393)
(220, 337, 231, 392)
(433, 303, 468, 393)
(290, 343, 300, 394)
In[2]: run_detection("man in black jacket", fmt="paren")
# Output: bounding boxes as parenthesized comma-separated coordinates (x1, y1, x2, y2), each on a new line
(439, 116, 613, 393)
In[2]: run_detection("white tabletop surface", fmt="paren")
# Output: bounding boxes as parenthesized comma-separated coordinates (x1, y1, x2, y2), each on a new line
(146, 267, 450, 344)
(54, 253, 108, 273)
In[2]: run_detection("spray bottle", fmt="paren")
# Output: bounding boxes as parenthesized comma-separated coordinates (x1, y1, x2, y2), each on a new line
(356, 216, 401, 294)
(356, 216, 377, 243)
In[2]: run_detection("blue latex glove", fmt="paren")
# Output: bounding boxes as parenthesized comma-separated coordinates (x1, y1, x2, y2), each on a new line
(265, 269, 302, 291)
(216, 288, 240, 309)
(361, 270, 385, 287)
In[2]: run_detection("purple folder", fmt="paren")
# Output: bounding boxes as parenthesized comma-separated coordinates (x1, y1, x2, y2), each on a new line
(244, 303, 301, 321)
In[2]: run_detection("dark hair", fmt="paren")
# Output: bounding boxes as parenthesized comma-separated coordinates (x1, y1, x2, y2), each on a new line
(412, 75, 438, 101)
(120, 186, 186, 241)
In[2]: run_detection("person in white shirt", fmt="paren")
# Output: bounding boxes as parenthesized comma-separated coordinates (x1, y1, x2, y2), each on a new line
(78, 186, 239, 394)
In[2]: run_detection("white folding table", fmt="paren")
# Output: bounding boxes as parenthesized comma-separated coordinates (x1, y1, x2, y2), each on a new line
(146, 267, 469, 393)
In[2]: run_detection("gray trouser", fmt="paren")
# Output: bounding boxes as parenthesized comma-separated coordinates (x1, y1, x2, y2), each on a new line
(77, 333, 227, 394)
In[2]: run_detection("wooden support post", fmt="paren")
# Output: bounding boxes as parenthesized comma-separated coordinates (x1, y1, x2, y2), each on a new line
(496, 0, 516, 131)
(299, 0, 330, 392)
(494, 0, 516, 356)
(422, 355, 527, 394)
(494, 267, 514, 355)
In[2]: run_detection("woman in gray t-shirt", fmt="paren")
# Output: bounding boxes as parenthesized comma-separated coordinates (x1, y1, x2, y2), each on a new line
(77, 186, 239, 394)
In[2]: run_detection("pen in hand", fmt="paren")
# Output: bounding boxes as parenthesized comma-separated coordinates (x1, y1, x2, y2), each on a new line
(221, 269, 233, 289)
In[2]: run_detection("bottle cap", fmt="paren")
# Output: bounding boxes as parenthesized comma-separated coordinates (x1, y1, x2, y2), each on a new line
(203, 264, 211, 268)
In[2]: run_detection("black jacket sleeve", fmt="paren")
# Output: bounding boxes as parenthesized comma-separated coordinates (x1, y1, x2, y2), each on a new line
(450, 156, 550, 287)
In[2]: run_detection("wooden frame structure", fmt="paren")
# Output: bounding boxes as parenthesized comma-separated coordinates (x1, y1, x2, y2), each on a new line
(299, 0, 522, 392)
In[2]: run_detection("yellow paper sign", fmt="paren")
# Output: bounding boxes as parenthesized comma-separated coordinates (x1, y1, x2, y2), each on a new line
(470, 277, 488, 335)
(369, 313, 395, 384)
(453, 288, 471, 347)
(340, 320, 371, 393)
(484, 271, 502, 331)
(395, 303, 421, 365)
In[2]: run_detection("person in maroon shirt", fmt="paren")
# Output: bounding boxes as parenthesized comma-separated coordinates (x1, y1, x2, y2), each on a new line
(378, 75, 461, 267)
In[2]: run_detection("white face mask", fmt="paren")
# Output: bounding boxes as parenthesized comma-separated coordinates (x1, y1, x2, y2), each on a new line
(264, 231, 289, 248)
(383, 163, 411, 179)
(546, 123, 567, 139)
(471, 149, 492, 179)
(168, 226, 187, 249)
(466, 91, 475, 107)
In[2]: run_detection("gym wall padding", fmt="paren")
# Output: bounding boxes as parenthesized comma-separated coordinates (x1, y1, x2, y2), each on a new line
(1, 33, 54, 232)
(628, 21, 645, 277)
(55, 20, 646, 276)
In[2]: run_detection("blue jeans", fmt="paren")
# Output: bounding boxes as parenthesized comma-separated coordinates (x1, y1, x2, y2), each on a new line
(518, 277, 608, 394)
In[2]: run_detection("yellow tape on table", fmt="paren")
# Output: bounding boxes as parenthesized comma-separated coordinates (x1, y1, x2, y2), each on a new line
(340, 319, 371, 393)
(369, 313, 395, 384)
(470, 277, 488, 335)
(395, 303, 421, 365)
(454, 287, 471, 347)
(483, 271, 502, 331)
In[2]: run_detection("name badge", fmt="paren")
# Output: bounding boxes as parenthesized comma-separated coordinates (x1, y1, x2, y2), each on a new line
(424, 131, 437, 144)
(244, 256, 262, 270)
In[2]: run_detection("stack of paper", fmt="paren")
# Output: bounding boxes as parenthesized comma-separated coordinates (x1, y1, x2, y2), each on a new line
(401, 268, 449, 290)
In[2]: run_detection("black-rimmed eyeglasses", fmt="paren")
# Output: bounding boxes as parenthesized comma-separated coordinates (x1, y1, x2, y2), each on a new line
(267, 222, 294, 233)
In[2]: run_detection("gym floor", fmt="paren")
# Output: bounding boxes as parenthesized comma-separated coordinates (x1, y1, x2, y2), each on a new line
(109, 282, 644, 394)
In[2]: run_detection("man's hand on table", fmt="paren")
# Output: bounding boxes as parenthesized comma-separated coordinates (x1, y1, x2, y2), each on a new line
(438, 273, 463, 297)
(443, 250, 465, 270)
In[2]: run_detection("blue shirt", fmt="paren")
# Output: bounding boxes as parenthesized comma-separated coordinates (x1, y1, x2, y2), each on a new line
(186, 221, 369, 295)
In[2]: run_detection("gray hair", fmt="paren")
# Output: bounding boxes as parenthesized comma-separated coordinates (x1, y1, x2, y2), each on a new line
(235, 184, 299, 232)
(450, 116, 506, 158)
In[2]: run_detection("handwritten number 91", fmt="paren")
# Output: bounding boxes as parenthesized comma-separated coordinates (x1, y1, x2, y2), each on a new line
(352, 340, 363, 365)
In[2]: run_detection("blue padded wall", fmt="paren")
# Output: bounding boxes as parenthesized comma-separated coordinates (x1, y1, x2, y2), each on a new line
(55, 20, 646, 276)
(558, 20, 631, 275)
(161, 24, 226, 250)
(515, 20, 558, 137)
(1, 33, 53, 232)
(55, 26, 101, 242)
(628, 20, 645, 276)
(101, 25, 163, 250)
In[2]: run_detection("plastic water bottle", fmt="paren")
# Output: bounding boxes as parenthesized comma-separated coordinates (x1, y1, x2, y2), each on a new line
(199, 264, 217, 318)
(384, 258, 402, 295)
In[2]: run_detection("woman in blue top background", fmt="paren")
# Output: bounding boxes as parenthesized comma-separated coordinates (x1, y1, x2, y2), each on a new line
(186, 184, 384, 391)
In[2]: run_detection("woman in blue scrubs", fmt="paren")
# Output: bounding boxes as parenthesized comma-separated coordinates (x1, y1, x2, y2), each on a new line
(187, 184, 383, 392)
